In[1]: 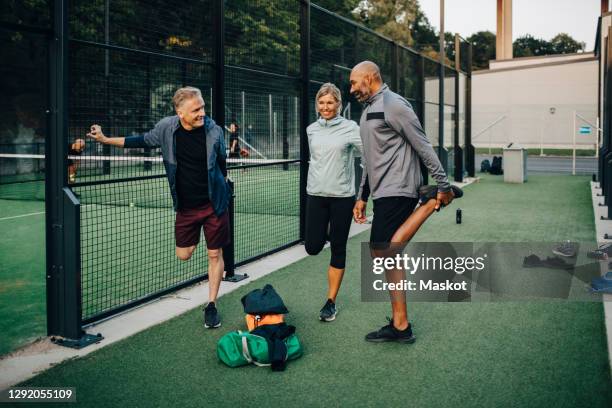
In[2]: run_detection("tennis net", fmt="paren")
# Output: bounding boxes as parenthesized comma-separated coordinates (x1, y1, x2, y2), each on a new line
(0, 153, 300, 216)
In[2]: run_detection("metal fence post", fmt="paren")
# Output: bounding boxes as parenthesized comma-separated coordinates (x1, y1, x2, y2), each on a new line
(438, 2, 446, 168)
(419, 54, 429, 185)
(392, 42, 399, 93)
(454, 36, 463, 182)
(212, 0, 225, 129)
(223, 180, 247, 282)
(212, 0, 238, 279)
(465, 42, 475, 177)
(47, 0, 101, 348)
(299, 0, 310, 242)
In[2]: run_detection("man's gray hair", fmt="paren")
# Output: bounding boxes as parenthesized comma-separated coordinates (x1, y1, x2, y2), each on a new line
(173, 86, 203, 109)
(315, 83, 342, 116)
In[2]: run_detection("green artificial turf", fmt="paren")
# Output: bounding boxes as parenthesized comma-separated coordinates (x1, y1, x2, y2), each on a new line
(0, 200, 46, 356)
(15, 174, 611, 407)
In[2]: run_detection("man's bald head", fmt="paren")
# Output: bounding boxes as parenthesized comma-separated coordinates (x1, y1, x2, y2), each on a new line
(350, 61, 383, 103)
(352, 61, 382, 81)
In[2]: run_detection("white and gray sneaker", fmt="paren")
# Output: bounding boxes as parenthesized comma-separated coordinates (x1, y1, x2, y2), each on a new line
(319, 299, 337, 322)
(552, 240, 577, 258)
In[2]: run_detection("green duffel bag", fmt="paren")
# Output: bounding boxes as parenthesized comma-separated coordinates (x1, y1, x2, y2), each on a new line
(217, 330, 303, 367)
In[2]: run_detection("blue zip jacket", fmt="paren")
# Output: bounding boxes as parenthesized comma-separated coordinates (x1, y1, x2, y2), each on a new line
(124, 115, 231, 215)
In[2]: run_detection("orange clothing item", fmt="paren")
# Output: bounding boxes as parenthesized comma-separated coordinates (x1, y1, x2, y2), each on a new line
(245, 314, 285, 331)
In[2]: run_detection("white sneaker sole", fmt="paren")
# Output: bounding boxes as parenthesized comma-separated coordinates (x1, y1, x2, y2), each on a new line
(319, 311, 337, 322)
(552, 250, 575, 258)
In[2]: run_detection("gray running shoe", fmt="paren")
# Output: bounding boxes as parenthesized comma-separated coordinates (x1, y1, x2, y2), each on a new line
(552, 240, 577, 258)
(319, 299, 337, 322)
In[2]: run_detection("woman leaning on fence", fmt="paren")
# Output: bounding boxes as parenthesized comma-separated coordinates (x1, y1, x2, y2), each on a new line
(305, 82, 363, 322)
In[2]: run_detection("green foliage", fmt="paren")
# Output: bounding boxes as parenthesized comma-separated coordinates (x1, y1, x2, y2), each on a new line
(550, 33, 586, 54)
(467, 31, 496, 70)
(513, 34, 554, 57)
(353, 0, 416, 47)
(0, 0, 51, 28)
(225, 0, 300, 75)
(410, 4, 438, 51)
(313, 0, 360, 19)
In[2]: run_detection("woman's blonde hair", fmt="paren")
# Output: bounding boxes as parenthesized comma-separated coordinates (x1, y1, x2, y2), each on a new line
(315, 83, 342, 116)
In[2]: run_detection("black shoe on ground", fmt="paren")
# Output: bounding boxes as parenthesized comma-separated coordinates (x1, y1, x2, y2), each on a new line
(319, 299, 337, 322)
(204, 302, 221, 329)
(365, 318, 415, 343)
(418, 185, 464, 205)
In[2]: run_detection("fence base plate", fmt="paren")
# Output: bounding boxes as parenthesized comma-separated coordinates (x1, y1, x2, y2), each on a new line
(223, 273, 249, 283)
(51, 333, 103, 349)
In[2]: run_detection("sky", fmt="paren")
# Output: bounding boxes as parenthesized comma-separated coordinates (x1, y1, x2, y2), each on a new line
(419, 0, 601, 50)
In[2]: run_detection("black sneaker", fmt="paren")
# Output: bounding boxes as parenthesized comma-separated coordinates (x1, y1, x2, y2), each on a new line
(204, 302, 221, 329)
(418, 185, 464, 205)
(365, 318, 415, 343)
(319, 299, 337, 322)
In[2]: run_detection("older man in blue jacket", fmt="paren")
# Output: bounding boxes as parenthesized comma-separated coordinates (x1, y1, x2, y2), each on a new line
(87, 86, 231, 329)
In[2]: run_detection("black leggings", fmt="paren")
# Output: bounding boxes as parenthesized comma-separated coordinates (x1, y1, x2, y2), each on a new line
(304, 194, 354, 269)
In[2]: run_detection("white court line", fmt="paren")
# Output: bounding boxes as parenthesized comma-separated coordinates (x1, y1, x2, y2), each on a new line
(0, 211, 45, 221)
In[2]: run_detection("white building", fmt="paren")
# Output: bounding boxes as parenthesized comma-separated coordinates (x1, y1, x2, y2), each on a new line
(472, 52, 598, 151)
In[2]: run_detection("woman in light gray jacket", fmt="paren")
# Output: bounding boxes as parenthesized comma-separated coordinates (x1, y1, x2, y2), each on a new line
(305, 83, 362, 322)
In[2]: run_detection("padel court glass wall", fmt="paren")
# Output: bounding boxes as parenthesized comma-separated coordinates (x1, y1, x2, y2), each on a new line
(597, 13, 612, 217)
(0, 1, 472, 341)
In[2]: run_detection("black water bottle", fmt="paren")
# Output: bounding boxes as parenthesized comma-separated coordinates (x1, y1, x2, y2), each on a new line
(456, 208, 462, 224)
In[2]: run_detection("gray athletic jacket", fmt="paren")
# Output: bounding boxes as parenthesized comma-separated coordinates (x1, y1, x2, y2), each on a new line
(357, 84, 450, 201)
(306, 115, 362, 197)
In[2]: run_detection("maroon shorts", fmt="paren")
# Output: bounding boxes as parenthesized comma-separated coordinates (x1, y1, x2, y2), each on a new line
(175, 202, 230, 249)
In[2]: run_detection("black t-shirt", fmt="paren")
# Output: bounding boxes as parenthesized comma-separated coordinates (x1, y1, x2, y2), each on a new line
(175, 124, 209, 209)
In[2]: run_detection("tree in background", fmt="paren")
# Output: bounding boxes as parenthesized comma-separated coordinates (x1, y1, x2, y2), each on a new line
(353, 0, 417, 47)
(467, 31, 496, 70)
(351, 0, 449, 62)
(550, 33, 586, 54)
(513, 34, 555, 57)
(314, 0, 360, 20)
(410, 4, 438, 52)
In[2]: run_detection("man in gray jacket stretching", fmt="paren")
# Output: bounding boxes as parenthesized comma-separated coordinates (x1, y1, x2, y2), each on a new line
(351, 61, 457, 343)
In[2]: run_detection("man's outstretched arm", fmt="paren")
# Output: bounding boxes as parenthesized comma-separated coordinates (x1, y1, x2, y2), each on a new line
(86, 124, 127, 147)
(87, 122, 163, 148)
